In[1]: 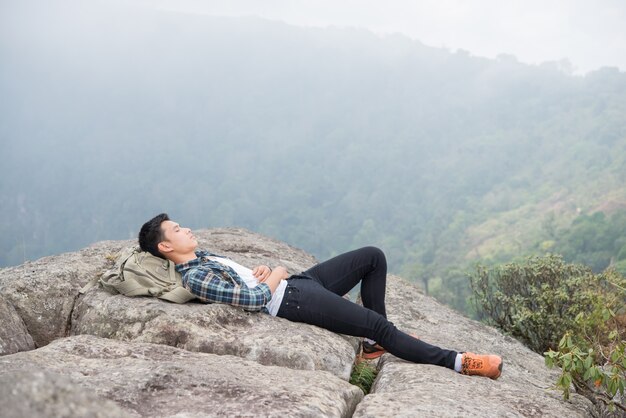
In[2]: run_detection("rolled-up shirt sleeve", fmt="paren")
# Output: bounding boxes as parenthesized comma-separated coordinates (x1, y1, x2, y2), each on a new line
(183, 268, 272, 312)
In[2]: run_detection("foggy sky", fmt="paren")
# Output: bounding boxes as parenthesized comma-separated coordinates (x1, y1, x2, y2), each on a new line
(160, 0, 626, 75)
(1, 0, 625, 272)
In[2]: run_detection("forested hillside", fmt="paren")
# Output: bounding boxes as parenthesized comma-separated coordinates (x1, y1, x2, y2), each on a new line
(2, 4, 625, 315)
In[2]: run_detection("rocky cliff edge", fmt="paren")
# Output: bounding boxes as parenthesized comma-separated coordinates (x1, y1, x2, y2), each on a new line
(0, 228, 595, 417)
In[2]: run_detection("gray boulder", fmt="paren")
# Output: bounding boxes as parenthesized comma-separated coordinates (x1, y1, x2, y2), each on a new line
(0, 370, 129, 418)
(353, 274, 595, 417)
(0, 227, 358, 379)
(71, 289, 358, 380)
(0, 241, 125, 348)
(0, 295, 35, 355)
(0, 335, 363, 418)
(70, 228, 358, 380)
(0, 227, 317, 350)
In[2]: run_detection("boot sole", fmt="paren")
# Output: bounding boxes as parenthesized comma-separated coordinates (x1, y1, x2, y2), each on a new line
(361, 350, 385, 360)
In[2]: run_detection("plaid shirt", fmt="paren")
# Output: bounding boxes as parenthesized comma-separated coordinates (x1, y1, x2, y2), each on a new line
(175, 250, 272, 313)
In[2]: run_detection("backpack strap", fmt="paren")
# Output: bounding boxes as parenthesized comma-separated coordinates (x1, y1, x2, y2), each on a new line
(79, 274, 101, 294)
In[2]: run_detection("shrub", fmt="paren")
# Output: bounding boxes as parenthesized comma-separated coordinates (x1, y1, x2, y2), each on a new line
(469, 254, 621, 353)
(470, 255, 626, 410)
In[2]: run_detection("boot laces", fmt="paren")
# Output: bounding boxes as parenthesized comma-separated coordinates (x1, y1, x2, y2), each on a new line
(463, 356, 483, 372)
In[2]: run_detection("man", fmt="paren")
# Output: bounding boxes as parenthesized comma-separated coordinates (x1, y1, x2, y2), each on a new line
(139, 213, 503, 379)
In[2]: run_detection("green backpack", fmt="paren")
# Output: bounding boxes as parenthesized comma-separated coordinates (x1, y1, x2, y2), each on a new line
(85, 246, 196, 303)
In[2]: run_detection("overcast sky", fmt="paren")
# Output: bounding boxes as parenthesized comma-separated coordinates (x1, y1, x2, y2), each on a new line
(159, 0, 626, 74)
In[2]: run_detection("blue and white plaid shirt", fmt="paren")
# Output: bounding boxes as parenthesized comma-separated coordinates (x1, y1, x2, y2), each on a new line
(176, 250, 272, 313)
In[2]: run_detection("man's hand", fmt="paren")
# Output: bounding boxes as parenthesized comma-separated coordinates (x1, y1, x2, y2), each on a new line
(255, 265, 290, 294)
(255, 265, 290, 283)
(270, 266, 290, 281)
(252, 265, 272, 281)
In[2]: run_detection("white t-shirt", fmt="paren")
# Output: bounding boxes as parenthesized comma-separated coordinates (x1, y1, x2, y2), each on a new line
(209, 256, 288, 316)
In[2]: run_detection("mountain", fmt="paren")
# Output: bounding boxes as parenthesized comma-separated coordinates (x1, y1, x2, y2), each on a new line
(1, 3, 625, 314)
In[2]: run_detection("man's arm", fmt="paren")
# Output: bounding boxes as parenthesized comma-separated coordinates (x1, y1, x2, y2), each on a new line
(184, 268, 273, 311)
(257, 266, 290, 293)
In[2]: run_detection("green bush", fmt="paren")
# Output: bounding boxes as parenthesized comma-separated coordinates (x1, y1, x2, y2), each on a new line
(469, 254, 623, 353)
(470, 255, 626, 410)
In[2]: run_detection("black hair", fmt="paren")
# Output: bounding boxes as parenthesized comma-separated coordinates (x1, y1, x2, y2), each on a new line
(138, 213, 170, 258)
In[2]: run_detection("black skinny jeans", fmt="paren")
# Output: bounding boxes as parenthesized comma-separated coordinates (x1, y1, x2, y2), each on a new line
(276, 246, 457, 369)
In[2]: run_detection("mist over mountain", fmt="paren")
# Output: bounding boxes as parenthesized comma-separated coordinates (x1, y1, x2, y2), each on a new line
(2, 2, 625, 312)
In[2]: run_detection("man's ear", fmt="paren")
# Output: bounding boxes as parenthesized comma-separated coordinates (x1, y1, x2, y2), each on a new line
(158, 241, 173, 254)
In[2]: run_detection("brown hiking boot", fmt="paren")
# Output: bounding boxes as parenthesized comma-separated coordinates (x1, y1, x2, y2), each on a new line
(362, 341, 386, 359)
(361, 334, 420, 360)
(460, 352, 503, 380)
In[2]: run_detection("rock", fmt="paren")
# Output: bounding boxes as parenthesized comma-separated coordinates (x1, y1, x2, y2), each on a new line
(0, 370, 130, 418)
(71, 289, 358, 380)
(0, 228, 601, 416)
(0, 240, 128, 348)
(70, 228, 358, 380)
(0, 335, 363, 417)
(352, 275, 595, 417)
(0, 227, 357, 377)
(0, 227, 323, 351)
(0, 295, 35, 356)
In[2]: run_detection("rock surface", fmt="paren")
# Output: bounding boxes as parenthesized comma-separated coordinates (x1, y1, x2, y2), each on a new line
(0, 241, 126, 347)
(0, 228, 603, 416)
(0, 295, 35, 355)
(0, 370, 128, 418)
(71, 290, 357, 380)
(352, 274, 595, 418)
(70, 228, 358, 380)
(0, 335, 363, 417)
(0, 227, 320, 348)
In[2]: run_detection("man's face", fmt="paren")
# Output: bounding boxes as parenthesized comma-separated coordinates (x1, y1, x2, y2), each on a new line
(158, 220, 198, 255)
